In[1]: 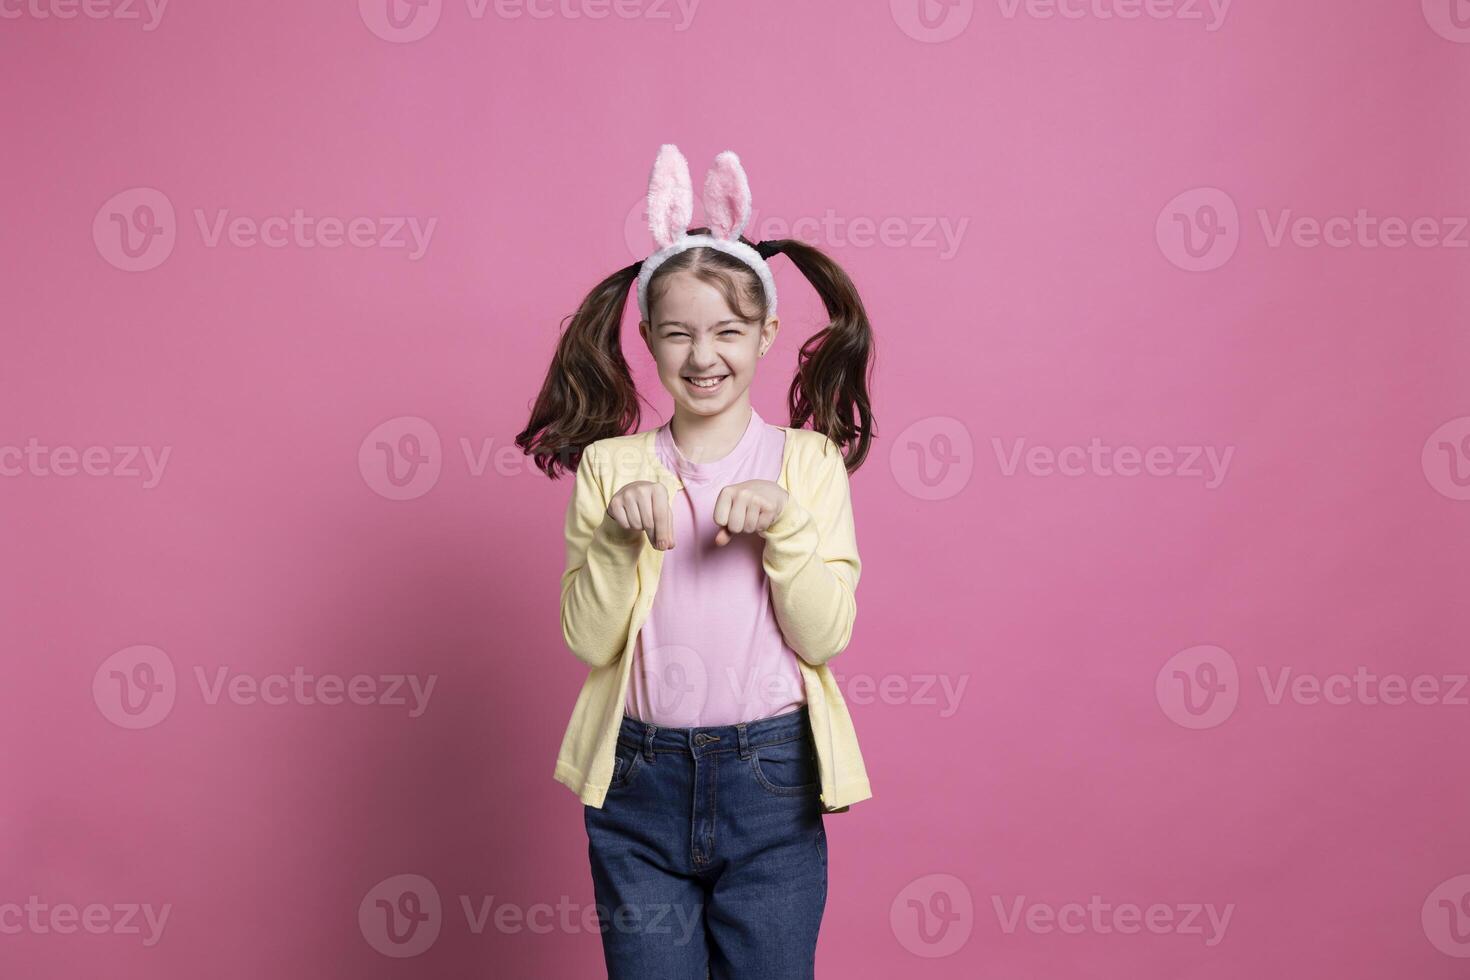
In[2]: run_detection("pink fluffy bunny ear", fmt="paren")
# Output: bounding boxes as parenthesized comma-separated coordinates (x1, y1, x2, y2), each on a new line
(702, 150, 752, 241)
(646, 144, 694, 249)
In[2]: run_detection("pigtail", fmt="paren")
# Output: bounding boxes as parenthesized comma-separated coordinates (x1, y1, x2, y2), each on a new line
(515, 262, 645, 479)
(760, 239, 876, 473)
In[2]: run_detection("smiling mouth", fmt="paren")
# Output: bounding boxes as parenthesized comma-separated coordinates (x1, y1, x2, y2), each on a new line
(683, 374, 729, 391)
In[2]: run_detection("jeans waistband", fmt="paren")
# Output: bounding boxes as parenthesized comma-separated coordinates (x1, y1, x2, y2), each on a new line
(618, 704, 810, 758)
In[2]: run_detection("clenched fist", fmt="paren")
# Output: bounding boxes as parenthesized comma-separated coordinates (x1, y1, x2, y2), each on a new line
(606, 480, 675, 551)
(712, 480, 789, 547)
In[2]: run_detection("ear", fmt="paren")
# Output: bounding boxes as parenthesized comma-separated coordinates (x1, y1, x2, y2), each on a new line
(759, 316, 779, 355)
(702, 150, 752, 241)
(647, 144, 694, 249)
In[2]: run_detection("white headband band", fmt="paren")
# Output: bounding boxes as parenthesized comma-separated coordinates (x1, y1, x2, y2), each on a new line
(635, 145, 777, 322)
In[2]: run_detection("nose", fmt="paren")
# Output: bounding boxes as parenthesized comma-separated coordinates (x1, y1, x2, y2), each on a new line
(686, 337, 721, 370)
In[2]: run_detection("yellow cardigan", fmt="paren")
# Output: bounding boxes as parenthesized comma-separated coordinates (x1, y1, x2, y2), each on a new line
(554, 424, 873, 814)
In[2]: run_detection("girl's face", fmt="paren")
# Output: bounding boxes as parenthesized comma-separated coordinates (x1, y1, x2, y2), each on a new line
(640, 269, 778, 419)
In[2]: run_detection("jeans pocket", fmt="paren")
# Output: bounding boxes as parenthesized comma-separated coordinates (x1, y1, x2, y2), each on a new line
(748, 735, 820, 796)
(608, 737, 644, 791)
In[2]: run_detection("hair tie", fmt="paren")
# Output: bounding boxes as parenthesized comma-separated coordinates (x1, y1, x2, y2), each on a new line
(635, 144, 778, 321)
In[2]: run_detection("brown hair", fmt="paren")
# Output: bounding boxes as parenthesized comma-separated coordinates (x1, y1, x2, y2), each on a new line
(516, 228, 876, 478)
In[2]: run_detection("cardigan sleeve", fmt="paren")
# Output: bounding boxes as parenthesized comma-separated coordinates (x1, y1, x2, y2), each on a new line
(560, 443, 644, 669)
(759, 435, 861, 667)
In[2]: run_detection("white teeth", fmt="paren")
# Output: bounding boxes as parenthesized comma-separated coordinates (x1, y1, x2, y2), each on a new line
(687, 376, 725, 388)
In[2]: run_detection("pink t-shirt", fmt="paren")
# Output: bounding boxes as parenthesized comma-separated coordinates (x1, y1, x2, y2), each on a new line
(623, 405, 808, 728)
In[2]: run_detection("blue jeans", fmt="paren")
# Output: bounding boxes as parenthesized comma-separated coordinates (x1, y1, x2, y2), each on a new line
(583, 704, 828, 979)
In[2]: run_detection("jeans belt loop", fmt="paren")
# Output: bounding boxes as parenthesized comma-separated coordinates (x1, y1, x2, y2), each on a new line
(643, 724, 657, 761)
(735, 721, 751, 760)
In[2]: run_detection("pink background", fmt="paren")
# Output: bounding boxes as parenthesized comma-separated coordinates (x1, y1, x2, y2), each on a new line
(4, 0, 1470, 976)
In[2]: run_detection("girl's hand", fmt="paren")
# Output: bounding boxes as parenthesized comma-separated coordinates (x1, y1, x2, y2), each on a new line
(607, 481, 675, 550)
(712, 480, 789, 546)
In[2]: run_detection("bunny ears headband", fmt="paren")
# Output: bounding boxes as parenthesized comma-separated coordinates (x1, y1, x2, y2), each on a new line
(636, 144, 777, 322)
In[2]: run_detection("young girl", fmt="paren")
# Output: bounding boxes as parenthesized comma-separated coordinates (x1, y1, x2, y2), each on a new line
(517, 144, 876, 979)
